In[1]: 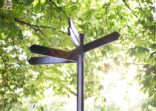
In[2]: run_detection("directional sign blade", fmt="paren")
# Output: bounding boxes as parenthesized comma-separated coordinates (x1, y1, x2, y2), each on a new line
(28, 56, 74, 65)
(84, 31, 120, 52)
(68, 18, 80, 47)
(29, 44, 75, 60)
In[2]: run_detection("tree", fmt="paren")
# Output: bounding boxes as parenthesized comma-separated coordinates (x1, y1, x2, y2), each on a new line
(0, 0, 156, 110)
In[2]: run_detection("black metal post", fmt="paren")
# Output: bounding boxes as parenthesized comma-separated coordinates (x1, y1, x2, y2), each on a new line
(77, 33, 84, 111)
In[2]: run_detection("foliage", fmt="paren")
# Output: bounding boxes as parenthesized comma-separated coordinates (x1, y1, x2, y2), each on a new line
(0, 0, 156, 110)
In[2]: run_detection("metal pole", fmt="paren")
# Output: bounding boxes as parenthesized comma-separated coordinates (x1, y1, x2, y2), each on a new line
(77, 33, 84, 111)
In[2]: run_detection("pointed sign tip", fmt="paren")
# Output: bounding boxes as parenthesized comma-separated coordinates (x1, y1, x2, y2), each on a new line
(28, 57, 75, 65)
(28, 58, 35, 65)
(113, 31, 120, 40)
(83, 31, 120, 52)
(29, 44, 38, 52)
(29, 44, 50, 53)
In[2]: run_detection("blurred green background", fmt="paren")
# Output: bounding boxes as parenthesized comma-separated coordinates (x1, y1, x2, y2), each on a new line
(0, 0, 156, 111)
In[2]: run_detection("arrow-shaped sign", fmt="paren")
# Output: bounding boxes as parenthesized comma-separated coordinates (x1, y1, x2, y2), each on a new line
(29, 44, 76, 61)
(29, 56, 74, 65)
(28, 31, 120, 65)
(84, 31, 120, 52)
(28, 18, 120, 111)
(68, 18, 80, 47)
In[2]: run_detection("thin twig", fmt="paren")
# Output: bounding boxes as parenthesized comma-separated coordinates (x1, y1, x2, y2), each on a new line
(65, 86, 77, 96)
(32, 28, 45, 40)
(49, 0, 69, 19)
(122, 0, 140, 20)
(36, 27, 47, 38)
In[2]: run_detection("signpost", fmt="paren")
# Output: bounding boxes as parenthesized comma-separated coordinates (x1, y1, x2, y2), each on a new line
(28, 18, 120, 111)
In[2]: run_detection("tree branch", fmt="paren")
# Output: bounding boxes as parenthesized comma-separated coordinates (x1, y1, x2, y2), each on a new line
(14, 18, 54, 29)
(0, 14, 55, 29)
(14, 18, 49, 38)
(15, 18, 67, 37)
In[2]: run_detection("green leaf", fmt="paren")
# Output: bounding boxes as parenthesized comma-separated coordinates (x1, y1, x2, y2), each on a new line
(25, 0, 34, 5)
(33, 0, 40, 7)
(129, 46, 149, 57)
(8, 22, 23, 38)
(0, 0, 4, 8)
(150, 44, 156, 50)
(40, 0, 45, 4)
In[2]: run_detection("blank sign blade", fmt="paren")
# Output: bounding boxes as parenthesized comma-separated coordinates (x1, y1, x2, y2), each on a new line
(84, 31, 120, 52)
(68, 19, 80, 47)
(28, 57, 74, 65)
(29, 44, 73, 60)
(68, 28, 80, 46)
(29, 44, 50, 54)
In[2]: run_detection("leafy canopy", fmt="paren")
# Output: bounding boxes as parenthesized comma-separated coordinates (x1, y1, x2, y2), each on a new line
(0, 0, 156, 110)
